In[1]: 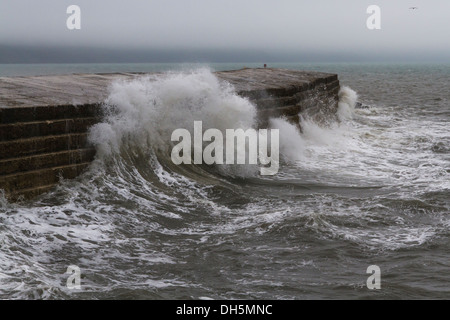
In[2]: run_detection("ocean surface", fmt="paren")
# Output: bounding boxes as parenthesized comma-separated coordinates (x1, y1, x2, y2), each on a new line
(0, 63, 449, 299)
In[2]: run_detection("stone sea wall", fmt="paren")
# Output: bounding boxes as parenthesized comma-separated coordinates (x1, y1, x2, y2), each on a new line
(0, 69, 339, 200)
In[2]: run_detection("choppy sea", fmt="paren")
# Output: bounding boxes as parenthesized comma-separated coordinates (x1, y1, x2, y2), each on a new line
(0, 62, 449, 299)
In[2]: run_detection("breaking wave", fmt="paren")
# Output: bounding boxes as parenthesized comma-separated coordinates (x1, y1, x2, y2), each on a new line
(0, 68, 448, 300)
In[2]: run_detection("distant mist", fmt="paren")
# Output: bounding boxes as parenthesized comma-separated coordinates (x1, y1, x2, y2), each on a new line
(1, 45, 449, 64)
(2, 1, 450, 64)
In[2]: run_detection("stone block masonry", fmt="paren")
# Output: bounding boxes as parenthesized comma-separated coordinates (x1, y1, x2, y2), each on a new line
(0, 68, 339, 200)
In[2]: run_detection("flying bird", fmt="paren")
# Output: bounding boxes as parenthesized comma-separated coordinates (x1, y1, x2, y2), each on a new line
(409, 7, 418, 10)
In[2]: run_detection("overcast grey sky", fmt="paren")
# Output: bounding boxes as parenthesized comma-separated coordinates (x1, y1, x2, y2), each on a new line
(1, 0, 449, 62)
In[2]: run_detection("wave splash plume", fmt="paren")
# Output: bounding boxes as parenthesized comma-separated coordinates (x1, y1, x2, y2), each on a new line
(0, 67, 448, 300)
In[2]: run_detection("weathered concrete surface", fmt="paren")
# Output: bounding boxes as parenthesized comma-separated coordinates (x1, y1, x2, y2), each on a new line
(0, 68, 339, 200)
(0, 69, 338, 108)
(217, 68, 339, 126)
